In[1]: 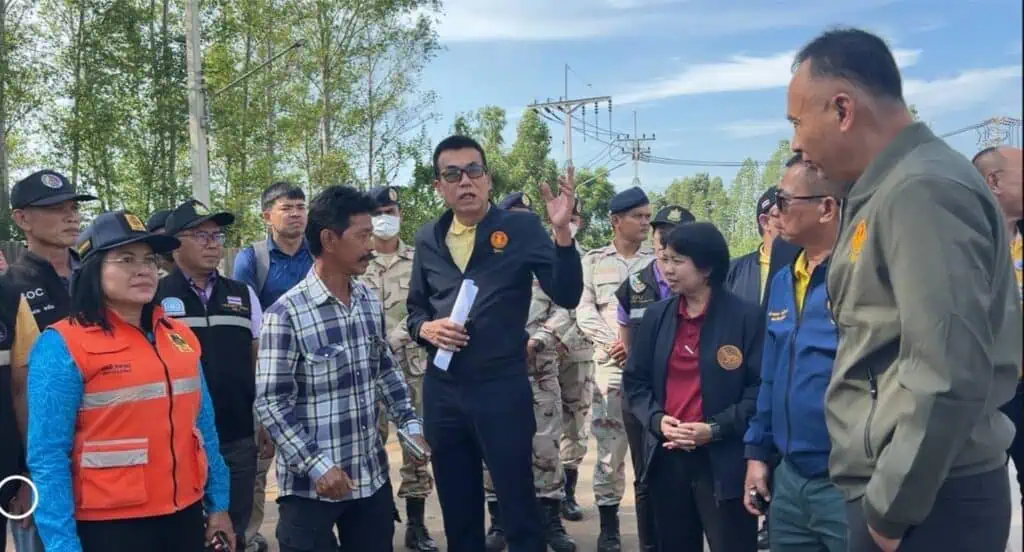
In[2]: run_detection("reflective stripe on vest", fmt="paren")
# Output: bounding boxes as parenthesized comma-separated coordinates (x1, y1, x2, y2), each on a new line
(0, 351, 9, 366)
(177, 315, 251, 331)
(80, 376, 201, 410)
(52, 309, 206, 521)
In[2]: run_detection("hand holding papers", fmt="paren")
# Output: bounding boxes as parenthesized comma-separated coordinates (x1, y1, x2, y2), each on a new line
(434, 279, 478, 371)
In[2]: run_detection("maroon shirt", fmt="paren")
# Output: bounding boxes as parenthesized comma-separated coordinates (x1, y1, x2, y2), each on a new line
(665, 297, 706, 423)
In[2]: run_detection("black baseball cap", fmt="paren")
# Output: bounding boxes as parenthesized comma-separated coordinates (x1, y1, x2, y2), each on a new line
(11, 170, 98, 209)
(146, 209, 172, 233)
(498, 192, 532, 211)
(651, 205, 695, 228)
(76, 211, 180, 262)
(163, 200, 235, 235)
(368, 186, 400, 208)
(757, 187, 779, 217)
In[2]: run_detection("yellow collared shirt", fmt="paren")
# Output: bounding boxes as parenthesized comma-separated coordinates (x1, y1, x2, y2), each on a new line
(793, 251, 811, 314)
(446, 216, 477, 272)
(758, 242, 771, 301)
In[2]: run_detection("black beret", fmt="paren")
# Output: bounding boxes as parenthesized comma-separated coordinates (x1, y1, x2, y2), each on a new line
(608, 186, 649, 215)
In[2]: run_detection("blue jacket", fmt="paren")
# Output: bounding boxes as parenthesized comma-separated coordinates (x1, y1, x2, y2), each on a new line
(743, 255, 837, 478)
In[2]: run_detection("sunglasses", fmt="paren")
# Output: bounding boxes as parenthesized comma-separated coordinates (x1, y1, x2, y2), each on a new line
(776, 192, 830, 213)
(439, 163, 486, 183)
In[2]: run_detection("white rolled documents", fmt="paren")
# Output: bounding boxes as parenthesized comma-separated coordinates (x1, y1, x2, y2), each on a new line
(433, 279, 478, 371)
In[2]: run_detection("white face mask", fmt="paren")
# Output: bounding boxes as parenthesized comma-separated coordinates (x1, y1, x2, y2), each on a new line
(569, 223, 580, 238)
(372, 214, 401, 239)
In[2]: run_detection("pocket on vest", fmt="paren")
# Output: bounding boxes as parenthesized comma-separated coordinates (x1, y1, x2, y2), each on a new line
(77, 437, 149, 510)
(192, 428, 209, 493)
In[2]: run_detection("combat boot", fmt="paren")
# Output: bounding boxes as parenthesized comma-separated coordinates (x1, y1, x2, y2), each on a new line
(404, 498, 438, 552)
(542, 498, 577, 552)
(596, 504, 622, 552)
(485, 500, 507, 551)
(560, 468, 584, 521)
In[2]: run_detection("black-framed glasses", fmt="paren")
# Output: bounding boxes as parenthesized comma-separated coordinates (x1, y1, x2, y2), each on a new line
(776, 192, 830, 213)
(439, 163, 486, 183)
(182, 230, 227, 246)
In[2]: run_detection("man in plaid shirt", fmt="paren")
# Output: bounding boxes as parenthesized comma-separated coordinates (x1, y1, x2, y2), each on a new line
(255, 185, 429, 551)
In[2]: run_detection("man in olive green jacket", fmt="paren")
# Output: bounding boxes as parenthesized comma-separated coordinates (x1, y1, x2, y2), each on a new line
(787, 28, 1021, 552)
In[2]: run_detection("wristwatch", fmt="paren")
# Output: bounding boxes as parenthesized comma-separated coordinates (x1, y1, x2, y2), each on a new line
(708, 421, 722, 442)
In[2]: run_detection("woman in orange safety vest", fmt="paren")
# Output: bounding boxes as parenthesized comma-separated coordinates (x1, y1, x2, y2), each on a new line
(25, 211, 234, 552)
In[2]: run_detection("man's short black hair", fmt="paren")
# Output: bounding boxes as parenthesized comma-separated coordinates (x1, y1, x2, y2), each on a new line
(662, 222, 731, 288)
(305, 185, 376, 257)
(794, 27, 904, 103)
(261, 181, 305, 211)
(971, 145, 1003, 167)
(432, 135, 488, 178)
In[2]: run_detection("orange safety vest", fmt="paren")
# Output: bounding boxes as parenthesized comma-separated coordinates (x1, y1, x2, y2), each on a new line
(51, 307, 208, 521)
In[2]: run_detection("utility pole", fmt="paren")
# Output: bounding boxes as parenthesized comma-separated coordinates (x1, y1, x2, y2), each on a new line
(528, 64, 612, 169)
(184, 0, 210, 204)
(976, 116, 1023, 148)
(614, 111, 656, 186)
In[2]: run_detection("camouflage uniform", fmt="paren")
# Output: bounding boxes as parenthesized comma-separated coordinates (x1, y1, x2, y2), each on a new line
(484, 281, 565, 499)
(576, 244, 653, 506)
(363, 241, 433, 499)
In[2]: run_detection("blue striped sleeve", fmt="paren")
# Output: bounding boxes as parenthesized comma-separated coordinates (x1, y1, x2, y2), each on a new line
(26, 329, 84, 552)
(196, 362, 230, 513)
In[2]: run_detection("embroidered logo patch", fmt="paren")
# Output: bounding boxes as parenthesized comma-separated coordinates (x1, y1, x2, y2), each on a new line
(40, 174, 64, 189)
(167, 332, 194, 353)
(667, 208, 682, 223)
(490, 230, 509, 250)
(160, 297, 186, 317)
(124, 214, 147, 233)
(767, 309, 788, 322)
(849, 219, 867, 262)
(629, 273, 646, 293)
(716, 345, 743, 371)
(521, 194, 532, 207)
(388, 187, 398, 202)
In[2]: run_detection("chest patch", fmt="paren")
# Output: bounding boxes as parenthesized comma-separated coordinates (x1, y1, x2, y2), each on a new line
(167, 332, 194, 353)
(848, 219, 867, 263)
(161, 297, 186, 317)
(716, 345, 743, 371)
(629, 273, 646, 293)
(767, 309, 788, 322)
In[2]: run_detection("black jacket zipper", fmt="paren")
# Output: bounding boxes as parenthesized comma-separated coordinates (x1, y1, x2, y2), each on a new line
(864, 367, 878, 460)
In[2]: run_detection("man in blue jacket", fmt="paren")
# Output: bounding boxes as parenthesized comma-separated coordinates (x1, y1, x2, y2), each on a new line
(742, 154, 847, 551)
(406, 135, 583, 552)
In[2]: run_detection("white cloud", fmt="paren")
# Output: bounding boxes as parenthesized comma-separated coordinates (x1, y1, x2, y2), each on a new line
(906, 66, 1023, 117)
(614, 48, 921, 105)
(428, 0, 899, 43)
(716, 119, 792, 139)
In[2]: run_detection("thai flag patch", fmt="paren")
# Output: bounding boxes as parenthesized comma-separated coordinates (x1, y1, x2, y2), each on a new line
(227, 296, 243, 307)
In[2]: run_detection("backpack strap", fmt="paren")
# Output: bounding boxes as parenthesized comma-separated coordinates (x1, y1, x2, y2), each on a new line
(252, 240, 271, 295)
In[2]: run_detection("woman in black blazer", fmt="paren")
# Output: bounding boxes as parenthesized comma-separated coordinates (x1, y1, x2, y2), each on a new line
(623, 222, 764, 552)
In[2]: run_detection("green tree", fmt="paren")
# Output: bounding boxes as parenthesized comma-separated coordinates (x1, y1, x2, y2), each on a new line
(1, 0, 48, 238)
(573, 166, 616, 250)
(398, 159, 445, 244)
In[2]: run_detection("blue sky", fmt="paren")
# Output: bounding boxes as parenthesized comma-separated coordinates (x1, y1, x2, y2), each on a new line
(414, 0, 1023, 193)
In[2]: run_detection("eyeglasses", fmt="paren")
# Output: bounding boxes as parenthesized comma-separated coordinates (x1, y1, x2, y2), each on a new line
(105, 254, 160, 271)
(439, 163, 486, 183)
(182, 230, 227, 246)
(776, 192, 830, 213)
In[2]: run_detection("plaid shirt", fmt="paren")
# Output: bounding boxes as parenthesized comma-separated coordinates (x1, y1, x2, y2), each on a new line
(255, 267, 421, 501)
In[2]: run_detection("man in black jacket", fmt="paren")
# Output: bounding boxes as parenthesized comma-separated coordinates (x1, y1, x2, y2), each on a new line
(726, 186, 800, 309)
(156, 199, 265, 551)
(3, 169, 96, 551)
(406, 135, 583, 552)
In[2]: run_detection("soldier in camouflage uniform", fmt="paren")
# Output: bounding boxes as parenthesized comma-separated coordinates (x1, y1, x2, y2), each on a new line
(482, 192, 577, 552)
(576, 187, 654, 552)
(363, 186, 438, 552)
